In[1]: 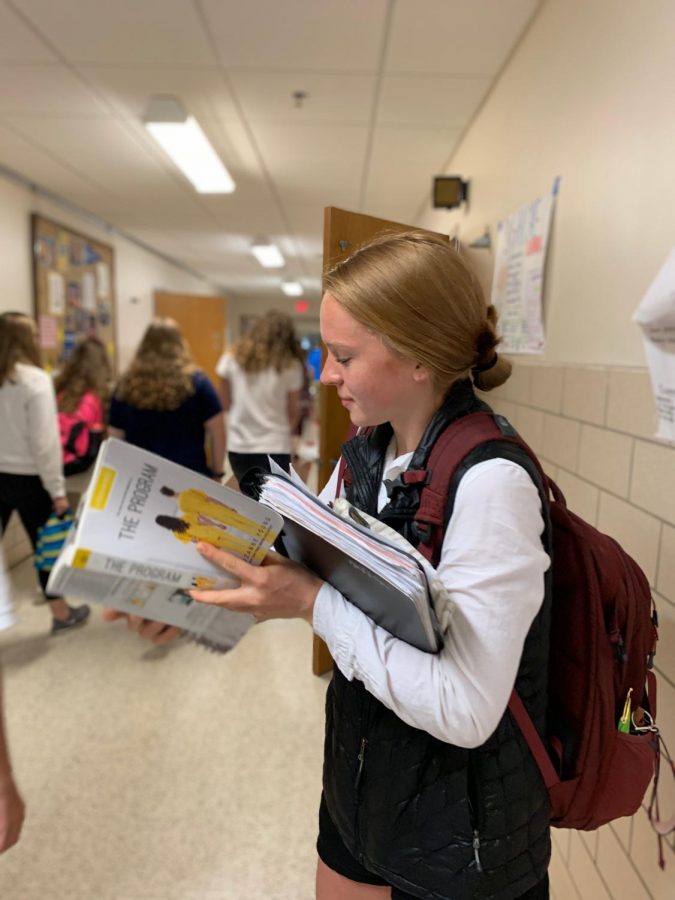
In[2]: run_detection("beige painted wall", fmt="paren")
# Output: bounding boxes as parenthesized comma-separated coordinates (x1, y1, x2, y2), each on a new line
(419, 0, 675, 368)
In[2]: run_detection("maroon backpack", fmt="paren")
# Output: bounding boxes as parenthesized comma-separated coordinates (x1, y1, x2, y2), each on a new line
(408, 412, 668, 838)
(341, 411, 669, 848)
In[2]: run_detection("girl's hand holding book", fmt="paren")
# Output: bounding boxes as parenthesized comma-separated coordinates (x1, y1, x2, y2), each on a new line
(102, 608, 184, 645)
(189, 541, 322, 625)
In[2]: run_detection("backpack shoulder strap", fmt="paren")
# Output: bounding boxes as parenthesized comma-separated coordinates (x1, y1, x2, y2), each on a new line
(64, 419, 88, 457)
(412, 411, 548, 563)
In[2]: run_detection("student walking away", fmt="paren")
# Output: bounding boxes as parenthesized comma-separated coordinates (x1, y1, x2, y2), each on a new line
(0, 313, 90, 635)
(216, 311, 304, 485)
(54, 336, 111, 504)
(108, 318, 225, 478)
(107, 233, 552, 899)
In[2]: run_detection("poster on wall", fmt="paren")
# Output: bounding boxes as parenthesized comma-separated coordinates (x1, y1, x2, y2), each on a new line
(490, 178, 560, 354)
(632, 248, 675, 441)
(31, 214, 116, 374)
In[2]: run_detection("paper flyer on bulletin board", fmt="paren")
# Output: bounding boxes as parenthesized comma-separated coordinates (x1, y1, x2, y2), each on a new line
(632, 248, 675, 441)
(491, 178, 560, 354)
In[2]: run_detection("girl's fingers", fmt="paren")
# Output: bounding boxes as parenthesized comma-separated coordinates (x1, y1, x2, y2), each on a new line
(150, 625, 183, 645)
(196, 541, 251, 579)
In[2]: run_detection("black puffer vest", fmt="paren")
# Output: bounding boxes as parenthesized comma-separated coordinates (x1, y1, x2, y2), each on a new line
(322, 381, 552, 900)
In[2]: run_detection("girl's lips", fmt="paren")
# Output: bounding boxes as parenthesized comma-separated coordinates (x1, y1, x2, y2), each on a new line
(340, 397, 353, 406)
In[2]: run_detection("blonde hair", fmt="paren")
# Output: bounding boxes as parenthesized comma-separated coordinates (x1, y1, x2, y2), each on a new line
(115, 318, 197, 411)
(0, 312, 41, 386)
(323, 231, 511, 393)
(233, 310, 304, 374)
(55, 336, 112, 413)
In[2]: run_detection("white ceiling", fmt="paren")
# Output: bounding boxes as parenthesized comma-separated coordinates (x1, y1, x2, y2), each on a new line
(0, 0, 541, 302)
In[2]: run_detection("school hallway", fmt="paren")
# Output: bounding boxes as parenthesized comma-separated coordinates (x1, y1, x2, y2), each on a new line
(0, 555, 328, 900)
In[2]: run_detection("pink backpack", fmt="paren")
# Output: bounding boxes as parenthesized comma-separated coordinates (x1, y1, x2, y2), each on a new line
(58, 392, 104, 476)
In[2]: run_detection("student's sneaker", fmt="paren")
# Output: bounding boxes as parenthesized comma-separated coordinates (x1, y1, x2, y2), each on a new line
(50, 604, 91, 635)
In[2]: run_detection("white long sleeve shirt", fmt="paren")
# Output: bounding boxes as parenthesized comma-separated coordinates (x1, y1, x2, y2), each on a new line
(313, 444, 550, 748)
(0, 363, 65, 499)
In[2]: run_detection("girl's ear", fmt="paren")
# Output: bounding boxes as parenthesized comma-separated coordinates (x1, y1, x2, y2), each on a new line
(412, 362, 430, 383)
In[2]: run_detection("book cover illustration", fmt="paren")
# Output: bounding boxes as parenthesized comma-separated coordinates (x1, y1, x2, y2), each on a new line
(48, 439, 283, 650)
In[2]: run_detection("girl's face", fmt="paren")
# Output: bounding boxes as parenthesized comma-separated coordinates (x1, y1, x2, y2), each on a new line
(319, 291, 426, 430)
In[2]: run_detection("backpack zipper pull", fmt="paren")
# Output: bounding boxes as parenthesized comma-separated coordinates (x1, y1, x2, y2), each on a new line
(472, 830, 483, 873)
(355, 738, 367, 791)
(613, 634, 628, 663)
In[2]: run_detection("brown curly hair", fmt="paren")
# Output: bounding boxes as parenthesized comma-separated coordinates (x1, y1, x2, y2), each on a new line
(54, 336, 112, 414)
(233, 310, 304, 374)
(0, 312, 41, 386)
(114, 318, 197, 411)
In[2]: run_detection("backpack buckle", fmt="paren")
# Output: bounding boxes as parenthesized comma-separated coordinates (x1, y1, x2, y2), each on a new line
(412, 520, 433, 544)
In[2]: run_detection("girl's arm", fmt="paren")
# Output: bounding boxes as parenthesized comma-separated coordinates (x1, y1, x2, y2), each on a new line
(287, 389, 301, 433)
(27, 373, 66, 501)
(218, 377, 231, 412)
(205, 413, 226, 478)
(312, 459, 549, 748)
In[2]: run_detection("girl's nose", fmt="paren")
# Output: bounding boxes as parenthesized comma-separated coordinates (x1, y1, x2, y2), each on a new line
(320, 356, 341, 385)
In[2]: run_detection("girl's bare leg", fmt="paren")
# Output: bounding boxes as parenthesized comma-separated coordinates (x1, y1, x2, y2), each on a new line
(316, 858, 392, 899)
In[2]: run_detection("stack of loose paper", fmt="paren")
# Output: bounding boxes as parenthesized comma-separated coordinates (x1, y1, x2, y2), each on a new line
(258, 471, 441, 653)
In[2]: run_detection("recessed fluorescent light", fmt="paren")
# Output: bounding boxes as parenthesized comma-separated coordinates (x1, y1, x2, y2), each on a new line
(143, 95, 235, 194)
(251, 239, 285, 268)
(281, 280, 303, 296)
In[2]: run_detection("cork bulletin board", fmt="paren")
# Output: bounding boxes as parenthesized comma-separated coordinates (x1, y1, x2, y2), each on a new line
(31, 214, 116, 373)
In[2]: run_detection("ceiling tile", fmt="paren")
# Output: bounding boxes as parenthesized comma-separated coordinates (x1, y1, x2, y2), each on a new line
(16, 0, 216, 65)
(250, 122, 366, 209)
(0, 0, 538, 303)
(202, 0, 388, 71)
(228, 72, 375, 124)
(378, 74, 492, 126)
(0, 122, 108, 205)
(4, 115, 205, 205)
(250, 121, 368, 161)
(80, 65, 239, 122)
(0, 3, 56, 62)
(0, 63, 109, 115)
(386, 0, 540, 75)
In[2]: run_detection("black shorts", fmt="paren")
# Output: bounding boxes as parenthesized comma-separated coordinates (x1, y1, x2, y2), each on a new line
(317, 793, 550, 900)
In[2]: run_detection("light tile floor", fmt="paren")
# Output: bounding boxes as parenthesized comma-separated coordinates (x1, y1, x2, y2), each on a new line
(0, 558, 329, 899)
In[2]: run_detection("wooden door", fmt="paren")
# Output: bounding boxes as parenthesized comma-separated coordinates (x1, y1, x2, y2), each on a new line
(313, 208, 448, 676)
(154, 291, 227, 387)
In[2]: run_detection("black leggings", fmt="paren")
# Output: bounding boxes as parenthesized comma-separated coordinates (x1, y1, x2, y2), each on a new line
(0, 472, 60, 599)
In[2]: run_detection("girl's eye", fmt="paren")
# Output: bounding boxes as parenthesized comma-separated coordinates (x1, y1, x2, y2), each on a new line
(336, 357, 351, 366)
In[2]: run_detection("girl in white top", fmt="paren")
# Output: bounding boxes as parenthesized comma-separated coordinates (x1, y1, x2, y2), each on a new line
(216, 311, 304, 484)
(191, 234, 550, 900)
(115, 236, 550, 900)
(0, 313, 89, 634)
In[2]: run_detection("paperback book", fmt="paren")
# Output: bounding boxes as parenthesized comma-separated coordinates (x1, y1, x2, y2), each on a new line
(47, 438, 283, 652)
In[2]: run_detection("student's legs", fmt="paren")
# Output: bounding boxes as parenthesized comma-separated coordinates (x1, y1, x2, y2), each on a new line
(316, 859, 391, 900)
(0, 473, 86, 626)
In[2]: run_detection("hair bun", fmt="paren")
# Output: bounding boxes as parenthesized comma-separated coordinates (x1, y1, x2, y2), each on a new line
(472, 353, 498, 375)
